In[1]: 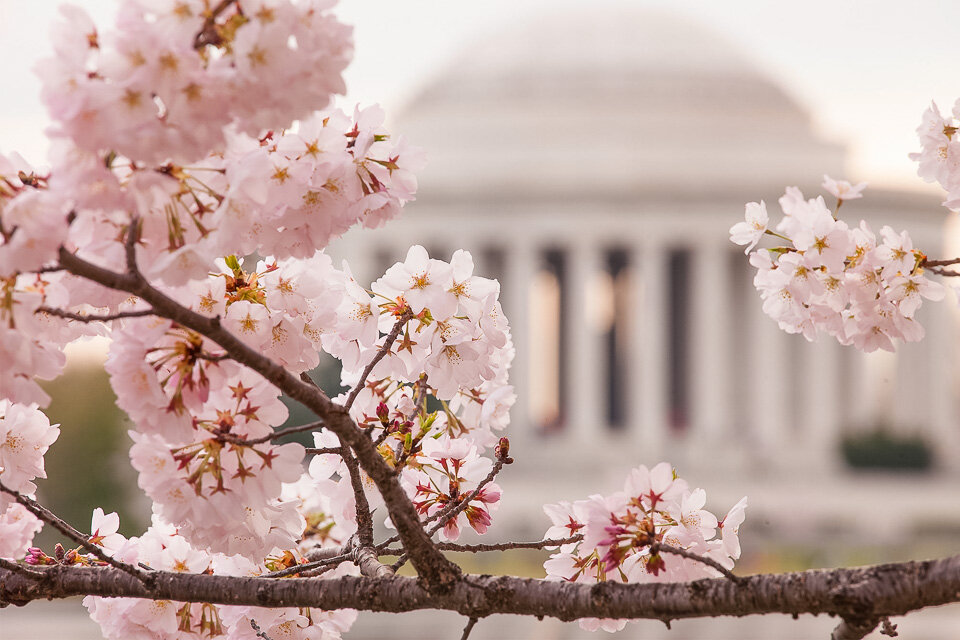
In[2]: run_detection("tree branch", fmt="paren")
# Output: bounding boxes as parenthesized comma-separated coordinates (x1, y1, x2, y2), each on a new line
(338, 441, 376, 546)
(35, 306, 156, 323)
(380, 535, 585, 556)
(923, 257, 960, 267)
(380, 454, 509, 570)
(831, 616, 879, 640)
(652, 542, 743, 583)
(216, 420, 327, 447)
(352, 545, 395, 579)
(56, 247, 460, 592)
(304, 446, 343, 456)
(459, 616, 479, 640)
(3, 555, 958, 624)
(424, 457, 505, 538)
(0, 482, 151, 584)
(343, 309, 413, 411)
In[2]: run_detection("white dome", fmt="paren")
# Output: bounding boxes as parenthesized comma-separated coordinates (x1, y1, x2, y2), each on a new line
(397, 8, 845, 202)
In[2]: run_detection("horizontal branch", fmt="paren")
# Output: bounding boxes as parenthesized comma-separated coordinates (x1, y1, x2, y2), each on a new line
(923, 257, 960, 268)
(35, 306, 156, 323)
(3, 555, 958, 625)
(380, 536, 583, 556)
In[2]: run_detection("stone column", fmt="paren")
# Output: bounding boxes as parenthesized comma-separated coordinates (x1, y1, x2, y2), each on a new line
(690, 243, 730, 449)
(566, 243, 607, 442)
(803, 337, 841, 469)
(504, 243, 536, 449)
(749, 294, 789, 467)
(631, 244, 668, 460)
(926, 304, 960, 471)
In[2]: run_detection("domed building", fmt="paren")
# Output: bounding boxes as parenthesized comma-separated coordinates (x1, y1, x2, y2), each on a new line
(334, 9, 959, 540)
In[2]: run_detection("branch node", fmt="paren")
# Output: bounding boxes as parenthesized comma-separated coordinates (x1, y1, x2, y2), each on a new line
(879, 617, 899, 637)
(459, 616, 479, 640)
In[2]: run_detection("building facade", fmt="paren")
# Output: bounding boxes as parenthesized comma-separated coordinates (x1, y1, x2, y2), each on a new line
(333, 9, 960, 539)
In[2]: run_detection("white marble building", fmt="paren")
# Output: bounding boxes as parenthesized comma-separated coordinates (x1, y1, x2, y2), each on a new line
(334, 10, 960, 540)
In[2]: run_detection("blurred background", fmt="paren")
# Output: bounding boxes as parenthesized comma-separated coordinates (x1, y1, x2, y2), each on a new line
(2, 0, 959, 638)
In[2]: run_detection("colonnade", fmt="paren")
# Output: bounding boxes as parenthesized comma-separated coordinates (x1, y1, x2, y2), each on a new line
(338, 220, 960, 474)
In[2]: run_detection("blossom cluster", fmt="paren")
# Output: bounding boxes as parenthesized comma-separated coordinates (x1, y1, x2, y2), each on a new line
(306, 245, 514, 541)
(0, 401, 60, 558)
(543, 462, 747, 633)
(910, 99, 960, 209)
(731, 179, 944, 352)
(40, 0, 351, 165)
(82, 513, 357, 640)
(94, 244, 511, 559)
(51, 103, 421, 290)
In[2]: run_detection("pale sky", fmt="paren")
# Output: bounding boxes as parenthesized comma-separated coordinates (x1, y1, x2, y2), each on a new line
(1, 0, 958, 191)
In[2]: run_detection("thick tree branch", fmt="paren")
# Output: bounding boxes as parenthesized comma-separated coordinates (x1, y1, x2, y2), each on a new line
(2, 555, 958, 624)
(56, 247, 460, 592)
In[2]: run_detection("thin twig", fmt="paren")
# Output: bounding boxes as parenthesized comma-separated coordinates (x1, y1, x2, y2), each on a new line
(0, 558, 45, 579)
(373, 427, 392, 448)
(652, 542, 744, 583)
(35, 306, 155, 323)
(304, 446, 343, 456)
(926, 265, 959, 277)
(263, 552, 352, 578)
(216, 420, 326, 446)
(194, 0, 238, 48)
(249, 619, 274, 640)
(380, 535, 584, 556)
(924, 257, 960, 267)
(339, 441, 376, 546)
(123, 216, 140, 277)
(390, 553, 407, 573)
(459, 616, 479, 640)
(0, 482, 151, 584)
(425, 457, 505, 537)
(386, 456, 507, 571)
(343, 309, 413, 411)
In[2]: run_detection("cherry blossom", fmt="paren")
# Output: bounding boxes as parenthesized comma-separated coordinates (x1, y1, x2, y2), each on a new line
(822, 175, 867, 201)
(739, 184, 944, 352)
(0, 401, 60, 510)
(0, 502, 43, 559)
(729, 200, 769, 253)
(543, 463, 746, 632)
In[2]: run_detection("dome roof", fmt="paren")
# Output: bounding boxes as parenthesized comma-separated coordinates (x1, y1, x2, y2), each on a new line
(397, 8, 845, 202)
(439, 9, 759, 91)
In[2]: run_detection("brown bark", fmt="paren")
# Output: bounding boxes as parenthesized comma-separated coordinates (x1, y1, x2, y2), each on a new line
(3, 554, 958, 625)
